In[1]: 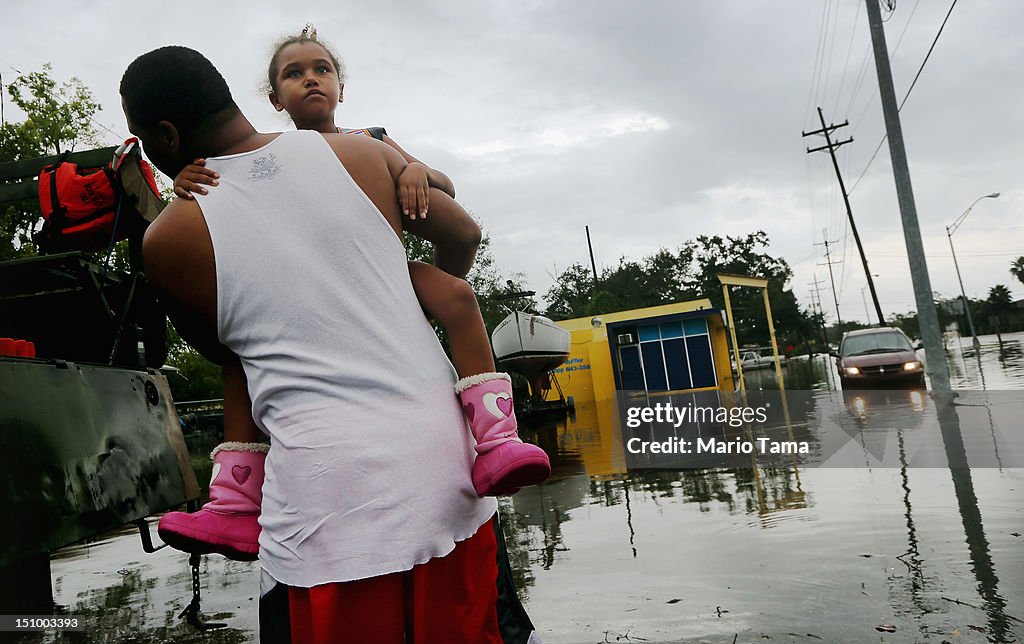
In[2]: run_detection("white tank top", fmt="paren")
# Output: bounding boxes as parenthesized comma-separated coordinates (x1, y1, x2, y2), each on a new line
(196, 130, 495, 586)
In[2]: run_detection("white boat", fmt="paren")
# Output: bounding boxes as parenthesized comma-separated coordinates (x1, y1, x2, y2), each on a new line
(491, 311, 570, 381)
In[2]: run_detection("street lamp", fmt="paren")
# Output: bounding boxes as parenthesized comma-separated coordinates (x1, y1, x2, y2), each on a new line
(946, 192, 1000, 352)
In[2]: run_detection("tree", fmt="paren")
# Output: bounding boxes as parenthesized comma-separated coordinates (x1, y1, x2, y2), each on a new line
(1011, 256, 1024, 287)
(986, 283, 1013, 326)
(543, 230, 816, 350)
(165, 338, 223, 403)
(0, 122, 43, 259)
(685, 232, 808, 347)
(988, 284, 1012, 309)
(1, 65, 102, 260)
(545, 247, 698, 319)
(543, 263, 598, 319)
(6, 64, 100, 154)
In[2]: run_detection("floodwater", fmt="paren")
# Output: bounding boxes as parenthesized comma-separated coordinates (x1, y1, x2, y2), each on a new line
(10, 333, 1024, 643)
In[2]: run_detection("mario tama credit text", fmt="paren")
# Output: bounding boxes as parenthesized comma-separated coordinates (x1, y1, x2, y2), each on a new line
(626, 435, 809, 456)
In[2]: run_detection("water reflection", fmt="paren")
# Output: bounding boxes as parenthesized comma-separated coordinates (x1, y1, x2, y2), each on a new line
(7, 527, 259, 643)
(946, 331, 1024, 390)
(505, 340, 1022, 642)
(934, 393, 1016, 642)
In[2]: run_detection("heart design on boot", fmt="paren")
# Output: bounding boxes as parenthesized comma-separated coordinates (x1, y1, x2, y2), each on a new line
(463, 402, 476, 423)
(497, 396, 514, 417)
(483, 392, 513, 419)
(232, 465, 252, 485)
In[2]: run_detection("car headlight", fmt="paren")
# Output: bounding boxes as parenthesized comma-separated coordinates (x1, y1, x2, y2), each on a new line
(845, 366, 860, 375)
(903, 361, 922, 371)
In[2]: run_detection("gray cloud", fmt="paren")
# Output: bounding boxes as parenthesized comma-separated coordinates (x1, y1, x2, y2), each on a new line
(3, 0, 1021, 320)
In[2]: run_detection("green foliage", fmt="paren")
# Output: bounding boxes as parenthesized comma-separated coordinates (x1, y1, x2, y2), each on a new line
(889, 311, 920, 340)
(1010, 257, 1024, 288)
(544, 231, 817, 349)
(542, 263, 596, 319)
(0, 119, 44, 260)
(467, 234, 534, 332)
(163, 323, 223, 403)
(825, 319, 874, 340)
(987, 284, 1013, 309)
(893, 288, 1024, 339)
(982, 284, 1016, 333)
(5, 64, 100, 155)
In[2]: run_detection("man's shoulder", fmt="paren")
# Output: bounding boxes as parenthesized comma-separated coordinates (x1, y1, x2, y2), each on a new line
(143, 198, 207, 272)
(321, 130, 389, 155)
(320, 131, 403, 180)
(145, 197, 204, 242)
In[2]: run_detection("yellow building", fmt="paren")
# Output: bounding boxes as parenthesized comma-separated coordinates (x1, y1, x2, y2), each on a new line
(546, 299, 735, 407)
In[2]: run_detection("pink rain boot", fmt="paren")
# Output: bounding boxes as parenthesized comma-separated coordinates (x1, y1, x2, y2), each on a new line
(158, 442, 268, 561)
(456, 373, 551, 496)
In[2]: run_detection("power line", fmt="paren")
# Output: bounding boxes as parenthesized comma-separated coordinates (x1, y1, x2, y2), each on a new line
(0, 56, 24, 75)
(833, 1, 865, 118)
(820, 0, 842, 112)
(849, 0, 922, 138)
(897, 0, 957, 112)
(804, 0, 833, 131)
(810, 0, 920, 241)
(849, 0, 959, 193)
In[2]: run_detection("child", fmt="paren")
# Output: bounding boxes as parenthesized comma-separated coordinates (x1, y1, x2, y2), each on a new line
(158, 26, 549, 561)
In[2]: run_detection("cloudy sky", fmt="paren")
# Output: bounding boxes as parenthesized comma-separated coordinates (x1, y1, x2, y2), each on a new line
(4, 0, 1022, 322)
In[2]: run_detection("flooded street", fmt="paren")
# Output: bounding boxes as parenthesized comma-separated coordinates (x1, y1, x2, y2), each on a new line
(11, 333, 1024, 643)
(507, 458, 1022, 642)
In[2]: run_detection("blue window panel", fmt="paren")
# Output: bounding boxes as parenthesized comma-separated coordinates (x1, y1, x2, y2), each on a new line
(619, 346, 645, 391)
(640, 342, 668, 391)
(686, 335, 717, 388)
(659, 322, 683, 339)
(662, 338, 692, 390)
(638, 324, 661, 342)
(683, 317, 708, 336)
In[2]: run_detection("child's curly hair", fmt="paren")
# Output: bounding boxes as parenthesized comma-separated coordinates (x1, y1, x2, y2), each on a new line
(265, 23, 347, 93)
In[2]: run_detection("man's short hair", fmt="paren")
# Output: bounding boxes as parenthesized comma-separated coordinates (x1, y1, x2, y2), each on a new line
(120, 46, 238, 134)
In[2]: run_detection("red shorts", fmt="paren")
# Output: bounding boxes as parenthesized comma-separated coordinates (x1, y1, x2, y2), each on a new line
(287, 519, 503, 643)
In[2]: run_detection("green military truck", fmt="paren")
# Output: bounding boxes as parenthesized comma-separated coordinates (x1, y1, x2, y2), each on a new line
(0, 144, 200, 614)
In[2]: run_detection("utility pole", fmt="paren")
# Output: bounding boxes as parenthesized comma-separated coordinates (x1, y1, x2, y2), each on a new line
(808, 277, 830, 348)
(585, 225, 599, 295)
(803, 107, 885, 326)
(815, 231, 843, 328)
(865, 0, 950, 393)
(809, 276, 838, 391)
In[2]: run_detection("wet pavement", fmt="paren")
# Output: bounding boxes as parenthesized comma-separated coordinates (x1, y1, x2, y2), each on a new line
(8, 333, 1024, 642)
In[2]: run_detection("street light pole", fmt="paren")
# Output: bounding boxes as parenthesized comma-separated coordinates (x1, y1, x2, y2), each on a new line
(861, 283, 871, 324)
(861, 273, 880, 324)
(946, 192, 1000, 353)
